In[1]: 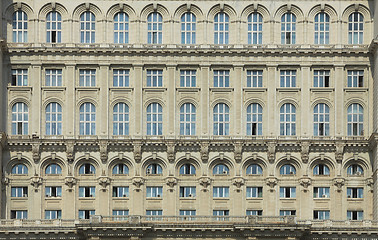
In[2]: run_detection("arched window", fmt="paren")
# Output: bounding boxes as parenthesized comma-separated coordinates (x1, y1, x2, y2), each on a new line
(347, 103, 363, 136)
(280, 103, 296, 136)
(281, 13, 296, 44)
(280, 164, 296, 175)
(147, 103, 162, 135)
(247, 103, 262, 135)
(213, 164, 229, 175)
(11, 164, 28, 174)
(146, 163, 162, 175)
(80, 11, 95, 43)
(314, 12, 330, 44)
(313, 164, 330, 175)
(181, 12, 196, 44)
(79, 103, 96, 135)
(214, 12, 229, 44)
(348, 12, 363, 44)
(112, 163, 129, 175)
(11, 102, 28, 135)
(314, 103, 329, 136)
(347, 164, 363, 176)
(248, 13, 262, 44)
(180, 103, 196, 135)
(113, 103, 129, 135)
(179, 164, 196, 175)
(246, 164, 263, 175)
(46, 11, 62, 43)
(46, 102, 62, 135)
(45, 164, 62, 175)
(79, 163, 95, 175)
(147, 12, 162, 44)
(12, 10, 28, 42)
(114, 12, 129, 44)
(213, 103, 230, 135)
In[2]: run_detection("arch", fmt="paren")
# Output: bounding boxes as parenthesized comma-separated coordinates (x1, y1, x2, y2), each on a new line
(42, 97, 64, 110)
(40, 156, 66, 176)
(108, 156, 134, 175)
(242, 156, 267, 176)
(342, 4, 371, 22)
(175, 156, 201, 175)
(4, 3, 34, 21)
(278, 99, 299, 109)
(6, 157, 32, 175)
(74, 157, 100, 176)
(140, 4, 169, 21)
(144, 98, 165, 109)
(9, 98, 30, 110)
(173, 4, 203, 22)
(210, 99, 232, 109)
(207, 4, 237, 22)
(38, 2, 69, 20)
(274, 4, 304, 22)
(345, 99, 366, 110)
(77, 98, 98, 109)
(244, 98, 266, 109)
(276, 156, 302, 175)
(308, 4, 338, 22)
(177, 98, 199, 109)
(110, 98, 132, 110)
(141, 156, 168, 176)
(308, 157, 336, 176)
(11, 163, 28, 175)
(310, 98, 333, 110)
(208, 156, 234, 175)
(241, 4, 270, 22)
(106, 3, 136, 22)
(72, 3, 103, 21)
(343, 157, 370, 175)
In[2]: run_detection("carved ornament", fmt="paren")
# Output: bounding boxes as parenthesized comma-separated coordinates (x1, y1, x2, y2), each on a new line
(64, 176, 77, 190)
(234, 142, 243, 163)
(200, 142, 209, 163)
(301, 142, 310, 163)
(198, 176, 211, 191)
(99, 140, 108, 163)
(265, 176, 278, 191)
(267, 142, 276, 163)
(166, 142, 176, 163)
(133, 142, 142, 163)
(132, 177, 145, 190)
(333, 177, 345, 192)
(299, 177, 312, 192)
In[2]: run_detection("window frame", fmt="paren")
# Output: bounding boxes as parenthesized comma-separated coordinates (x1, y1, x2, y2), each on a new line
(213, 164, 229, 175)
(280, 164, 296, 175)
(279, 187, 296, 198)
(113, 102, 130, 135)
(80, 11, 96, 43)
(246, 187, 263, 198)
(213, 186, 230, 198)
(247, 13, 263, 44)
(12, 10, 28, 43)
(181, 12, 196, 44)
(147, 12, 163, 44)
(348, 12, 364, 44)
(347, 70, 364, 87)
(113, 69, 130, 87)
(45, 69, 62, 86)
(313, 70, 330, 87)
(347, 103, 363, 136)
(46, 11, 62, 43)
(213, 103, 230, 135)
(281, 13, 296, 44)
(45, 102, 63, 135)
(313, 103, 330, 136)
(112, 186, 129, 198)
(246, 103, 263, 136)
(180, 103, 196, 136)
(179, 186, 196, 198)
(45, 164, 62, 175)
(279, 103, 296, 136)
(246, 70, 263, 88)
(314, 12, 330, 44)
(146, 186, 163, 198)
(313, 187, 330, 198)
(11, 164, 28, 175)
(214, 12, 229, 44)
(114, 12, 129, 44)
(180, 70, 196, 87)
(79, 69, 96, 87)
(280, 70, 296, 88)
(146, 103, 163, 135)
(11, 69, 28, 86)
(11, 102, 29, 135)
(45, 186, 62, 197)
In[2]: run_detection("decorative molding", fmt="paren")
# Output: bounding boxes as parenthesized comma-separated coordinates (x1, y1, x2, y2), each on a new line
(232, 177, 245, 192)
(200, 142, 209, 163)
(335, 142, 344, 163)
(166, 142, 176, 163)
(66, 140, 75, 163)
(265, 176, 278, 191)
(64, 176, 77, 190)
(133, 141, 142, 163)
(267, 142, 276, 163)
(132, 177, 145, 191)
(99, 140, 108, 163)
(333, 177, 345, 192)
(30, 175, 43, 190)
(299, 177, 312, 192)
(198, 176, 211, 191)
(234, 142, 243, 163)
(366, 178, 374, 192)
(32, 142, 41, 163)
(165, 177, 177, 191)
(98, 176, 111, 191)
(301, 142, 310, 163)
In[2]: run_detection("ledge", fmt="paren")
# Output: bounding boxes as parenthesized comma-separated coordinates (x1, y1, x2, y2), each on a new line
(7, 86, 32, 91)
(109, 87, 133, 92)
(41, 87, 66, 91)
(209, 87, 234, 92)
(276, 87, 301, 92)
(309, 87, 335, 92)
(243, 87, 267, 93)
(143, 87, 167, 92)
(344, 87, 369, 92)
(176, 87, 201, 92)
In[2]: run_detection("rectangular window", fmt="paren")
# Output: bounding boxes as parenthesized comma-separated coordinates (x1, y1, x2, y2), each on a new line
(313, 210, 330, 220)
(280, 210, 296, 216)
(11, 69, 28, 86)
(246, 187, 263, 198)
(179, 186, 196, 198)
(213, 70, 230, 87)
(79, 210, 95, 219)
(79, 187, 95, 198)
(313, 187, 330, 198)
(314, 70, 330, 87)
(11, 187, 28, 197)
(347, 70, 364, 87)
(246, 70, 263, 87)
(112, 187, 129, 197)
(113, 210, 129, 216)
(79, 69, 96, 87)
(113, 69, 130, 87)
(279, 187, 296, 198)
(213, 210, 229, 220)
(347, 188, 363, 199)
(146, 186, 163, 198)
(45, 186, 62, 197)
(180, 210, 196, 216)
(246, 210, 263, 216)
(45, 69, 62, 86)
(146, 210, 162, 220)
(280, 70, 296, 87)
(180, 70, 196, 87)
(45, 210, 62, 219)
(213, 187, 229, 198)
(147, 70, 163, 87)
(347, 211, 363, 220)
(11, 210, 27, 219)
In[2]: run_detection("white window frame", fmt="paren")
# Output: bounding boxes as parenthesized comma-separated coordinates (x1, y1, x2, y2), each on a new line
(180, 70, 196, 87)
(45, 210, 62, 219)
(79, 103, 96, 135)
(248, 13, 263, 44)
(347, 187, 363, 199)
(214, 12, 229, 44)
(246, 164, 263, 175)
(147, 12, 162, 44)
(348, 12, 363, 44)
(281, 13, 296, 44)
(280, 70, 296, 87)
(45, 186, 62, 197)
(280, 164, 296, 175)
(79, 69, 96, 87)
(181, 12, 196, 44)
(280, 103, 296, 136)
(112, 186, 129, 197)
(79, 210, 95, 219)
(179, 186, 196, 198)
(114, 12, 129, 44)
(146, 103, 163, 135)
(11, 164, 28, 174)
(12, 10, 28, 43)
(279, 187, 296, 198)
(213, 70, 230, 87)
(46, 102, 62, 135)
(246, 187, 263, 198)
(79, 186, 96, 198)
(80, 11, 95, 43)
(11, 210, 28, 219)
(314, 210, 330, 220)
(246, 70, 263, 87)
(314, 12, 330, 44)
(246, 103, 263, 136)
(113, 103, 129, 135)
(180, 103, 196, 135)
(313, 70, 330, 87)
(113, 69, 130, 87)
(45, 164, 62, 175)
(46, 11, 62, 43)
(347, 103, 363, 136)
(213, 103, 230, 135)
(313, 103, 330, 136)
(213, 186, 229, 198)
(12, 69, 28, 86)
(45, 69, 62, 86)
(11, 102, 29, 135)
(112, 164, 129, 175)
(213, 164, 229, 175)
(347, 70, 364, 87)
(11, 187, 28, 197)
(313, 187, 330, 198)
(146, 186, 163, 198)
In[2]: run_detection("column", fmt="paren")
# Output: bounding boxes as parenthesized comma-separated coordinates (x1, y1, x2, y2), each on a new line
(266, 64, 277, 136)
(233, 65, 243, 135)
(200, 64, 210, 136)
(31, 64, 42, 135)
(98, 64, 109, 138)
(65, 64, 76, 138)
(133, 64, 143, 136)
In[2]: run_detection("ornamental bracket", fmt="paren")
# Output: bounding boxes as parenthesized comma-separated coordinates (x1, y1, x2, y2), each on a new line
(132, 177, 145, 191)
(66, 140, 75, 163)
(166, 142, 176, 163)
(267, 142, 276, 164)
(333, 177, 345, 192)
(232, 177, 245, 192)
(299, 177, 312, 192)
(265, 176, 278, 192)
(198, 176, 211, 191)
(99, 140, 108, 164)
(234, 142, 243, 163)
(200, 142, 209, 163)
(133, 141, 143, 163)
(165, 177, 177, 191)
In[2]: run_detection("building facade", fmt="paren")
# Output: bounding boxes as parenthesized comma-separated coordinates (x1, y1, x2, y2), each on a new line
(0, 0, 378, 239)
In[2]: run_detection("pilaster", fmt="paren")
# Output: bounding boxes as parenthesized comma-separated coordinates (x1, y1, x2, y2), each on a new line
(65, 64, 76, 138)
(267, 64, 277, 136)
(133, 64, 143, 136)
(31, 64, 42, 135)
(98, 64, 109, 138)
(200, 64, 210, 135)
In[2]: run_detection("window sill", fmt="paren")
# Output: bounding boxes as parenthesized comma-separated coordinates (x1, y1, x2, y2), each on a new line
(41, 86, 66, 90)
(247, 197, 263, 200)
(8, 86, 32, 91)
(344, 87, 368, 92)
(347, 198, 363, 201)
(75, 87, 100, 91)
(11, 197, 28, 200)
(45, 197, 62, 199)
(111, 135, 132, 139)
(113, 174, 129, 177)
(276, 87, 301, 92)
(109, 87, 133, 92)
(209, 87, 233, 92)
(146, 197, 163, 200)
(112, 197, 129, 200)
(176, 87, 200, 92)
(78, 135, 98, 139)
(179, 174, 196, 177)
(78, 174, 96, 177)
(313, 198, 330, 200)
(180, 197, 196, 200)
(79, 197, 95, 200)
(143, 87, 167, 92)
(213, 198, 230, 200)
(42, 135, 64, 139)
(146, 174, 163, 177)
(243, 87, 267, 92)
(310, 87, 334, 92)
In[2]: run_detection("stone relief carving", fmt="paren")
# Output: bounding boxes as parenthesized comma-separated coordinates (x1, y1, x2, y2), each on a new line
(265, 177, 278, 191)
(198, 176, 211, 191)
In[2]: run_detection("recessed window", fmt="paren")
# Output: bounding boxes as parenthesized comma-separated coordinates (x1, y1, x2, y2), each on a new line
(280, 164, 296, 175)
(113, 69, 129, 87)
(347, 187, 363, 199)
(11, 69, 28, 86)
(79, 186, 95, 197)
(79, 103, 96, 135)
(113, 103, 129, 135)
(11, 102, 29, 135)
(147, 103, 163, 135)
(45, 210, 61, 219)
(180, 210, 196, 216)
(12, 10, 28, 42)
(347, 211, 363, 220)
(113, 210, 129, 217)
(213, 187, 229, 198)
(213, 210, 229, 221)
(180, 186, 196, 198)
(112, 187, 129, 197)
(46, 11, 62, 43)
(213, 103, 230, 135)
(45, 186, 62, 197)
(181, 12, 196, 44)
(11, 210, 27, 219)
(280, 103, 296, 136)
(79, 69, 96, 87)
(246, 187, 263, 198)
(347, 164, 363, 176)
(147, 12, 162, 44)
(246, 70, 262, 87)
(314, 70, 330, 87)
(45, 69, 62, 86)
(79, 163, 96, 175)
(11, 164, 28, 175)
(11, 187, 28, 197)
(280, 210, 296, 216)
(246, 210, 262, 216)
(180, 103, 196, 135)
(146, 163, 162, 175)
(214, 12, 229, 44)
(114, 12, 129, 44)
(313, 164, 330, 175)
(313, 187, 330, 198)
(313, 210, 330, 220)
(280, 70, 296, 87)
(146, 70, 163, 87)
(314, 103, 330, 136)
(146, 186, 163, 198)
(314, 12, 330, 44)
(347, 104, 363, 136)
(112, 164, 129, 175)
(279, 187, 296, 198)
(246, 164, 262, 175)
(248, 13, 263, 44)
(347, 70, 364, 87)
(281, 13, 296, 44)
(45, 164, 62, 175)
(180, 70, 196, 87)
(213, 164, 229, 175)
(348, 12, 363, 44)
(179, 164, 196, 175)
(246, 103, 262, 136)
(80, 11, 95, 43)
(213, 70, 229, 87)
(46, 102, 62, 135)
(79, 210, 95, 219)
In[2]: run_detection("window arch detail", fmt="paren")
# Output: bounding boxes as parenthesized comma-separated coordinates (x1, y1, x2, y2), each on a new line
(113, 103, 129, 135)
(79, 102, 96, 135)
(147, 103, 162, 135)
(46, 11, 62, 43)
(11, 164, 28, 174)
(313, 103, 329, 136)
(213, 103, 230, 135)
(112, 163, 129, 175)
(79, 163, 96, 175)
(45, 164, 62, 175)
(313, 164, 330, 175)
(46, 102, 62, 135)
(214, 12, 229, 44)
(314, 12, 330, 44)
(179, 164, 196, 175)
(11, 102, 29, 135)
(281, 13, 296, 44)
(114, 12, 129, 43)
(80, 11, 95, 43)
(180, 103, 196, 135)
(348, 12, 363, 44)
(213, 164, 229, 175)
(280, 164, 296, 175)
(246, 164, 262, 175)
(147, 12, 162, 44)
(347, 103, 363, 136)
(146, 163, 163, 175)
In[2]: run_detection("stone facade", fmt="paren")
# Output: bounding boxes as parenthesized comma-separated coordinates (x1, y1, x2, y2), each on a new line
(1, 0, 378, 239)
